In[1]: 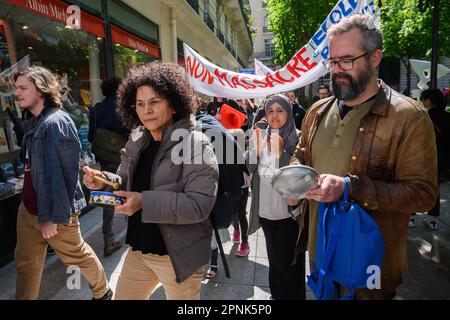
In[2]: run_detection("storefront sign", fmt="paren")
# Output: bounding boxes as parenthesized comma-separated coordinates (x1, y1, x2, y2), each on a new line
(7, 0, 104, 37)
(184, 0, 376, 99)
(111, 25, 159, 58)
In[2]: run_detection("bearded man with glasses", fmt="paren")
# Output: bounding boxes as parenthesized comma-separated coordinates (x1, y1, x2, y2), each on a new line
(286, 14, 438, 299)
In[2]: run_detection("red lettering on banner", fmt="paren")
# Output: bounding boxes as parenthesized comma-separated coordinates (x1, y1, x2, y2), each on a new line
(186, 56, 214, 84)
(265, 74, 286, 87)
(253, 79, 269, 89)
(286, 47, 318, 78)
(275, 71, 295, 83)
(297, 47, 317, 70)
(286, 57, 308, 78)
(241, 77, 257, 89)
(196, 63, 213, 84)
(231, 75, 252, 89)
(186, 56, 198, 76)
(214, 69, 235, 88)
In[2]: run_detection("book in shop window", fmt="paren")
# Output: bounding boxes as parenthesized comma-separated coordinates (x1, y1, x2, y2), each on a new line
(0, 126, 10, 154)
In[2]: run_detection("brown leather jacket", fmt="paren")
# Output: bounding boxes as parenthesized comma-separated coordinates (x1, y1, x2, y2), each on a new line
(290, 80, 438, 299)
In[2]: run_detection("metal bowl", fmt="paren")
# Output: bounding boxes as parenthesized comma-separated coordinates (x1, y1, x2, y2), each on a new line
(271, 164, 319, 199)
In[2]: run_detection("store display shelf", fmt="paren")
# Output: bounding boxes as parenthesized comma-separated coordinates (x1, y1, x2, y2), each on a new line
(0, 150, 20, 164)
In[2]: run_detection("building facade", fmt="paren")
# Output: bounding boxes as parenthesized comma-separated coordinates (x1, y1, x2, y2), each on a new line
(248, 0, 274, 70)
(123, 0, 253, 71)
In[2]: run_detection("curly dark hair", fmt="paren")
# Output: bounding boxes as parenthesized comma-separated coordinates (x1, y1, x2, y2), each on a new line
(117, 62, 197, 128)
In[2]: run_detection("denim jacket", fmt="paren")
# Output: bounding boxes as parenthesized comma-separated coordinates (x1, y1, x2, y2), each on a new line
(22, 107, 86, 224)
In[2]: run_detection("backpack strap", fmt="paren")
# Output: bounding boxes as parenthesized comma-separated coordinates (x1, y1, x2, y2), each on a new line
(213, 224, 230, 278)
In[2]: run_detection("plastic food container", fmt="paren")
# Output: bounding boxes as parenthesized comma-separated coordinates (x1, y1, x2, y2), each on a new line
(89, 191, 125, 208)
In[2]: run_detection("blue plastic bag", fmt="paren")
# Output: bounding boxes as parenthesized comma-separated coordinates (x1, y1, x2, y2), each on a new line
(307, 178, 384, 299)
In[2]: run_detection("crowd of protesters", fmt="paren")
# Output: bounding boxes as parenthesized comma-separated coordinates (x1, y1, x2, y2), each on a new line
(9, 13, 449, 301)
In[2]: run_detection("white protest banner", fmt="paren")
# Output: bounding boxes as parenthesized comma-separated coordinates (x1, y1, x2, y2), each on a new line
(254, 58, 274, 76)
(184, 0, 376, 99)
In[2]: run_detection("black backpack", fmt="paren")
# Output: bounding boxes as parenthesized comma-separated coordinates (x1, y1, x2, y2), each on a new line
(210, 163, 245, 228)
(196, 115, 248, 278)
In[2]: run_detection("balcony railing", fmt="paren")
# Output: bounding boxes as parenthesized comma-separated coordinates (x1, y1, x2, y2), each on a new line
(186, 0, 246, 64)
(186, 0, 199, 13)
(230, 47, 236, 58)
(237, 56, 246, 68)
(217, 30, 225, 44)
(204, 13, 215, 33)
(225, 40, 232, 51)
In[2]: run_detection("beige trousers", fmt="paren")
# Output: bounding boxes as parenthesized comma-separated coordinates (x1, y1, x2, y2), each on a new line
(115, 248, 204, 300)
(14, 202, 109, 299)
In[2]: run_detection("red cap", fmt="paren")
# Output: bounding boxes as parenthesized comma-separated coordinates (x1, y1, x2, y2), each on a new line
(217, 103, 246, 129)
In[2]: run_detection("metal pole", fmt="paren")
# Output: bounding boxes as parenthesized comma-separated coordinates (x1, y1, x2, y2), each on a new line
(430, 0, 440, 89)
(102, 0, 115, 78)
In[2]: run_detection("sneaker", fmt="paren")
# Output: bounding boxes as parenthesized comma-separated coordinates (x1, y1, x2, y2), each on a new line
(236, 241, 250, 257)
(46, 246, 56, 255)
(232, 229, 241, 244)
(423, 218, 439, 230)
(408, 218, 415, 228)
(92, 288, 113, 300)
(205, 265, 218, 279)
(104, 241, 122, 257)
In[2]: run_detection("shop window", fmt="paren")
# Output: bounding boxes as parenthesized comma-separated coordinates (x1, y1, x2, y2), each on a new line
(113, 45, 152, 79)
(0, 0, 105, 190)
(110, 24, 159, 79)
(1, 0, 105, 108)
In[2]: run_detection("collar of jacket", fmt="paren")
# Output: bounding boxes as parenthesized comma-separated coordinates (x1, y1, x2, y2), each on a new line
(129, 115, 196, 151)
(23, 106, 58, 132)
(316, 79, 391, 118)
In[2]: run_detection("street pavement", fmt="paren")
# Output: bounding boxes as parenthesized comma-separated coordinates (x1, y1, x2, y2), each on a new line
(0, 182, 449, 300)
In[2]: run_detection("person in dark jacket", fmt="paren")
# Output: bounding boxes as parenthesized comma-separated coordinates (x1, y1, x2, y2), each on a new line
(88, 77, 129, 257)
(222, 99, 251, 256)
(195, 112, 249, 277)
(286, 91, 306, 130)
(410, 89, 450, 230)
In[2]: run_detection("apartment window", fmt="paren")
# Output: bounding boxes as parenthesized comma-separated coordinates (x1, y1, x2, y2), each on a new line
(263, 15, 269, 33)
(264, 39, 274, 57)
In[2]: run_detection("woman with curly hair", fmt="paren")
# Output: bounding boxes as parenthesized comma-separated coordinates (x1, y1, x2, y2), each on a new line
(83, 62, 219, 300)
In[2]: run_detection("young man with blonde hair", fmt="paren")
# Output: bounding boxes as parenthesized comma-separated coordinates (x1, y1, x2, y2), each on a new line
(14, 66, 111, 300)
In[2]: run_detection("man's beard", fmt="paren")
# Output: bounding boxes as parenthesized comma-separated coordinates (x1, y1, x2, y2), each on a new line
(331, 68, 372, 100)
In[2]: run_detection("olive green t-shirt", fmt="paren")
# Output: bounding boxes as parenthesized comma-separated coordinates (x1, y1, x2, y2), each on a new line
(308, 99, 374, 262)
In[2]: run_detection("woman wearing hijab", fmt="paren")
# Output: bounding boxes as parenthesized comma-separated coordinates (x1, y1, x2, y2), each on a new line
(246, 94, 305, 300)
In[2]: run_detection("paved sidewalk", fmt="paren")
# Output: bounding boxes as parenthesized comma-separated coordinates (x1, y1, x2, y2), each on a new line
(0, 183, 449, 300)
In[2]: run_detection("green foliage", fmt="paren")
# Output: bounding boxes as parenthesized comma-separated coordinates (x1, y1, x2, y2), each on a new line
(265, 0, 335, 65)
(265, 0, 450, 66)
(113, 45, 150, 78)
(380, 0, 450, 61)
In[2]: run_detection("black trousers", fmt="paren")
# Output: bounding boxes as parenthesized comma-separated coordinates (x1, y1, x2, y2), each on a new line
(428, 185, 440, 217)
(232, 188, 249, 242)
(260, 217, 305, 300)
